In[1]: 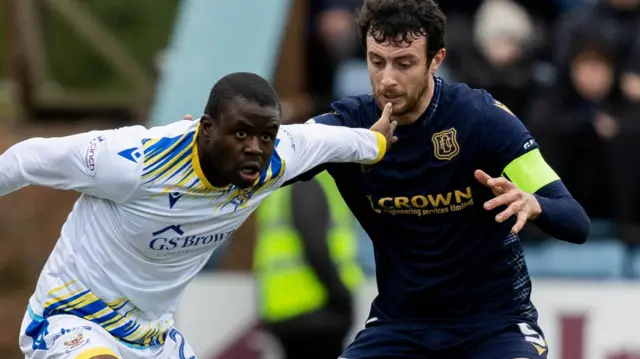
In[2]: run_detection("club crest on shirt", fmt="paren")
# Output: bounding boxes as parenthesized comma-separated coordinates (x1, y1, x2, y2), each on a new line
(432, 128, 460, 161)
(63, 333, 90, 352)
(237, 188, 251, 203)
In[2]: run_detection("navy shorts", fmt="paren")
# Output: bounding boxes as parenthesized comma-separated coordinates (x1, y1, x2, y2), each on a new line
(340, 321, 548, 359)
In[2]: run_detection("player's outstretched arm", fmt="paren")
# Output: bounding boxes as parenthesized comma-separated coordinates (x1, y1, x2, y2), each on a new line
(280, 103, 397, 181)
(0, 128, 142, 202)
(477, 101, 590, 244)
(476, 160, 589, 244)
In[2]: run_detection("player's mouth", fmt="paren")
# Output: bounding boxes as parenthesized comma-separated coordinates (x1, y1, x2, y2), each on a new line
(238, 163, 261, 184)
(381, 93, 401, 102)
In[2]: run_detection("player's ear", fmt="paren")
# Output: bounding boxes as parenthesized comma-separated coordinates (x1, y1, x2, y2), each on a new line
(200, 114, 214, 138)
(429, 48, 446, 74)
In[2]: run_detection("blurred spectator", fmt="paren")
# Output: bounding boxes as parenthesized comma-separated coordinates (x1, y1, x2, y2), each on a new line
(553, 0, 640, 71)
(281, 0, 364, 123)
(445, 0, 555, 116)
(527, 29, 640, 243)
(612, 34, 640, 243)
(254, 173, 363, 359)
(438, 0, 560, 31)
(621, 34, 640, 103)
(527, 32, 615, 220)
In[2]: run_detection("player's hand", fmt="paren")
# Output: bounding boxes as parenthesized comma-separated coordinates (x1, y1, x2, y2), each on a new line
(370, 103, 398, 151)
(474, 169, 542, 234)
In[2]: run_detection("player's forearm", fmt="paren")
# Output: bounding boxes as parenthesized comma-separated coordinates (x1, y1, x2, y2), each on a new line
(302, 123, 387, 164)
(0, 136, 91, 196)
(0, 138, 47, 196)
(502, 149, 589, 243)
(533, 181, 590, 244)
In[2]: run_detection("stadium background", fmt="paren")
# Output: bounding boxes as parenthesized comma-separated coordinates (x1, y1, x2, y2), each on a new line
(0, 0, 639, 358)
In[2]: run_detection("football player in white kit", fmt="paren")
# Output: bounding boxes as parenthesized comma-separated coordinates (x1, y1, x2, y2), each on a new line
(1, 72, 397, 359)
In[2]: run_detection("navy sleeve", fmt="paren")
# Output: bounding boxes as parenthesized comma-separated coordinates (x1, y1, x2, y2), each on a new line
(481, 99, 590, 243)
(534, 181, 590, 244)
(307, 111, 344, 126)
(480, 100, 538, 173)
(308, 96, 364, 128)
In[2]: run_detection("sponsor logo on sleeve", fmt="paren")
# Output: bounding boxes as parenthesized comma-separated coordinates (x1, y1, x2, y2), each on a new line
(523, 139, 536, 150)
(280, 129, 294, 150)
(84, 136, 105, 177)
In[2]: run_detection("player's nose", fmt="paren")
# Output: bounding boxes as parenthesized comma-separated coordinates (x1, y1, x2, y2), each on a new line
(243, 136, 262, 155)
(380, 67, 398, 88)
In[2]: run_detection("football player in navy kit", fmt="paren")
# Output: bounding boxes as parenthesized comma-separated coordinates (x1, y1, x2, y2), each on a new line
(288, 0, 590, 358)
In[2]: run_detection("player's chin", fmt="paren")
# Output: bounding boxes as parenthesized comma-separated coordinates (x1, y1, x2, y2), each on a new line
(390, 100, 412, 116)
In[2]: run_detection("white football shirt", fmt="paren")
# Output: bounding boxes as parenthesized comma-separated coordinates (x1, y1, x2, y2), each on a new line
(0, 118, 385, 349)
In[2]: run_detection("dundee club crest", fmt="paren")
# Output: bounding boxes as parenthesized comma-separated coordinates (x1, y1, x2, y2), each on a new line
(432, 128, 460, 160)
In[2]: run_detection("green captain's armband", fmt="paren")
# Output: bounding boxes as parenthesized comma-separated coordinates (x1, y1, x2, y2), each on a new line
(502, 149, 560, 194)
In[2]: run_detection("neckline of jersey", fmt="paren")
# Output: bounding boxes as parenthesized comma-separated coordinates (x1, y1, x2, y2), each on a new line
(191, 122, 232, 191)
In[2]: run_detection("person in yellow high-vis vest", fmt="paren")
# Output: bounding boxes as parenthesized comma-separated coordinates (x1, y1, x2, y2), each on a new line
(255, 171, 364, 359)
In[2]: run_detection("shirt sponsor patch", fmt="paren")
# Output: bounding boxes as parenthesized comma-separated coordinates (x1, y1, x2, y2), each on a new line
(84, 136, 104, 177)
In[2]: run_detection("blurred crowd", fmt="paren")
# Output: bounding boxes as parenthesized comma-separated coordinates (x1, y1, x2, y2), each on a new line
(281, 0, 640, 248)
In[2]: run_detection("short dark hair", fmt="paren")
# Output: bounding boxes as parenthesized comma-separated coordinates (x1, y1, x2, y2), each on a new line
(204, 72, 280, 119)
(356, 0, 446, 62)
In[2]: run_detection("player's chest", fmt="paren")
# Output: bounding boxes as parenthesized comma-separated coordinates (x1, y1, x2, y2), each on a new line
(335, 130, 480, 218)
(118, 188, 264, 260)
(354, 173, 476, 219)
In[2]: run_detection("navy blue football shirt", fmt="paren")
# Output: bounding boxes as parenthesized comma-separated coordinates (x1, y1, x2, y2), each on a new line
(291, 77, 569, 327)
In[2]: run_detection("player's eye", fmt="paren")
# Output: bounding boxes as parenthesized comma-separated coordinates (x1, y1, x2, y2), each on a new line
(260, 134, 273, 142)
(369, 57, 384, 66)
(236, 131, 247, 139)
(398, 62, 412, 69)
